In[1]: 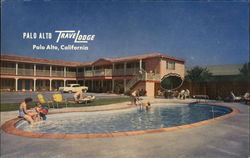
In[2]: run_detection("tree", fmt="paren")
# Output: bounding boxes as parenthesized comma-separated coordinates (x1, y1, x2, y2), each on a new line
(185, 66, 212, 83)
(239, 62, 250, 79)
(185, 66, 213, 95)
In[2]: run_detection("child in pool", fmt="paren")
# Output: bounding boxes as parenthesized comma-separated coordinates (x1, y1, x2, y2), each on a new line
(39, 106, 49, 120)
(32, 103, 49, 121)
(137, 102, 152, 110)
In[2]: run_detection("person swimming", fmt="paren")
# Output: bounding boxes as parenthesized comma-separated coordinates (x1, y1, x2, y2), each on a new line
(137, 101, 152, 110)
(32, 103, 49, 121)
(39, 106, 49, 120)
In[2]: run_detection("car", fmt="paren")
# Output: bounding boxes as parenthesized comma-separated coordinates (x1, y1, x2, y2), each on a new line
(59, 84, 88, 93)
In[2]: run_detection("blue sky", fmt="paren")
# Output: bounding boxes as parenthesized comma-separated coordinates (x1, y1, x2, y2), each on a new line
(1, 0, 249, 66)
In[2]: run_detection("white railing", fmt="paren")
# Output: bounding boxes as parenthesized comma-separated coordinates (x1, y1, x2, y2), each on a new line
(0, 67, 16, 75)
(105, 69, 112, 76)
(77, 72, 85, 77)
(146, 73, 161, 81)
(18, 68, 33, 75)
(66, 71, 76, 77)
(93, 69, 105, 76)
(52, 71, 64, 77)
(84, 70, 93, 77)
(36, 70, 50, 76)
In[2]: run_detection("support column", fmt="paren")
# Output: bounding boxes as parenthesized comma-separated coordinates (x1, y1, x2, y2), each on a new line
(91, 66, 94, 76)
(139, 59, 142, 70)
(64, 80, 66, 87)
(124, 62, 127, 75)
(16, 63, 18, 75)
(124, 79, 127, 92)
(34, 64, 36, 76)
(15, 78, 18, 91)
(112, 79, 115, 92)
(64, 67, 66, 77)
(33, 79, 36, 91)
(49, 79, 52, 91)
(83, 67, 86, 77)
(112, 63, 115, 75)
(83, 80, 85, 86)
(50, 66, 52, 77)
(101, 80, 104, 87)
(76, 67, 79, 77)
(91, 80, 94, 91)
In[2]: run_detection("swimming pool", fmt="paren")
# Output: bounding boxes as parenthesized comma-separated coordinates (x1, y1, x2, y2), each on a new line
(16, 103, 232, 134)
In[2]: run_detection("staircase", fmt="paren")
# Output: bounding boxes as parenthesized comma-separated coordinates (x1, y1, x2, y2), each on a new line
(126, 69, 147, 90)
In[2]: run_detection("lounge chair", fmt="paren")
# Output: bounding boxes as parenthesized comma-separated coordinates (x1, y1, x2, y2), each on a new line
(230, 92, 242, 102)
(243, 92, 250, 104)
(77, 98, 90, 104)
(52, 93, 68, 108)
(37, 93, 54, 108)
(87, 95, 95, 102)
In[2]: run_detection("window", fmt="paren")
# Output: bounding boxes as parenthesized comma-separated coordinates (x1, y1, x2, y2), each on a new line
(166, 61, 175, 70)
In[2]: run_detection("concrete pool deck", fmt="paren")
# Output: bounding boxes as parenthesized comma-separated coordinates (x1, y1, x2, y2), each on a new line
(1, 99, 249, 158)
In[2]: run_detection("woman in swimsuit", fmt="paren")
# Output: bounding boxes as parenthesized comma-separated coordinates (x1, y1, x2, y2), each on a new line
(19, 98, 37, 124)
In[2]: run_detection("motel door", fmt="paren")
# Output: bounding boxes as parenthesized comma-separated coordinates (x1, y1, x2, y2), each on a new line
(18, 80, 22, 91)
(25, 80, 30, 91)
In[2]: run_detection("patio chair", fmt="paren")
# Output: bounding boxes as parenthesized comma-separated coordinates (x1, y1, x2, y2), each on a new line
(243, 92, 250, 104)
(52, 93, 68, 108)
(230, 91, 242, 102)
(37, 93, 54, 108)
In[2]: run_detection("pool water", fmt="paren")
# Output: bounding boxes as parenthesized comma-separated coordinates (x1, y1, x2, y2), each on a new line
(16, 103, 232, 134)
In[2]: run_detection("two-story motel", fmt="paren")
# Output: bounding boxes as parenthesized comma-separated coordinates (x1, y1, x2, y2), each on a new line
(0, 53, 185, 97)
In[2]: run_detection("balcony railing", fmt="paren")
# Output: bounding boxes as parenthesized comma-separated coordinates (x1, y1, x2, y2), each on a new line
(36, 70, 50, 76)
(93, 69, 105, 76)
(52, 71, 64, 77)
(0, 67, 143, 78)
(126, 68, 140, 75)
(0, 67, 16, 75)
(146, 73, 161, 81)
(105, 69, 112, 76)
(66, 71, 76, 77)
(77, 72, 84, 77)
(18, 68, 34, 75)
(84, 70, 93, 77)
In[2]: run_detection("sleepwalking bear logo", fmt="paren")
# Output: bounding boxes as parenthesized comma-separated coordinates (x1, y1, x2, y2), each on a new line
(55, 30, 95, 43)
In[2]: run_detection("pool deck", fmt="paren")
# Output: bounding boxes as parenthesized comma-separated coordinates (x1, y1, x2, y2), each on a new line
(1, 98, 249, 158)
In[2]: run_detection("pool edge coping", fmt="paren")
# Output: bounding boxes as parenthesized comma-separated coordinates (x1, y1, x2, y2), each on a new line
(1, 101, 240, 139)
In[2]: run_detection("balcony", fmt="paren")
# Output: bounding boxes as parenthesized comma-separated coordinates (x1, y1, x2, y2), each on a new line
(77, 72, 84, 77)
(52, 71, 64, 77)
(146, 73, 161, 81)
(84, 70, 93, 77)
(126, 68, 140, 75)
(0, 67, 16, 75)
(66, 71, 76, 77)
(36, 70, 50, 76)
(18, 68, 34, 75)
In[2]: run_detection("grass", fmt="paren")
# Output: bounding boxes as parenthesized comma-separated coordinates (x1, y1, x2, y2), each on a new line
(0, 97, 131, 112)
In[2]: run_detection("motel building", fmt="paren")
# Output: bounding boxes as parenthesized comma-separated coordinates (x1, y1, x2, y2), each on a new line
(0, 53, 185, 97)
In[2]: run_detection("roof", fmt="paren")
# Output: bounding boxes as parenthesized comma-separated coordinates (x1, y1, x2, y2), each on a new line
(1, 52, 185, 67)
(186, 64, 243, 76)
(113, 53, 185, 63)
(0, 54, 85, 67)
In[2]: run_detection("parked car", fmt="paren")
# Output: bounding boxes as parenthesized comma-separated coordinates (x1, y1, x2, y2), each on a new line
(59, 84, 88, 93)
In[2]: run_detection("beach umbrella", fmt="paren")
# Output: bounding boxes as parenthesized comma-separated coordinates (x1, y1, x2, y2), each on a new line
(160, 73, 183, 90)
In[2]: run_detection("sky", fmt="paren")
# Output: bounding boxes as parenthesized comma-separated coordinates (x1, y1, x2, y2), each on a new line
(1, 0, 249, 66)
